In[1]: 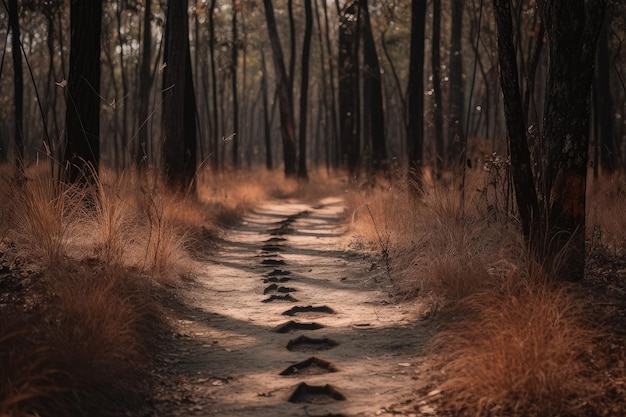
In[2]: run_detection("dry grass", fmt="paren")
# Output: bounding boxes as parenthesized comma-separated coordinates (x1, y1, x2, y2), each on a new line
(430, 275, 605, 416)
(346, 174, 521, 302)
(9, 170, 84, 266)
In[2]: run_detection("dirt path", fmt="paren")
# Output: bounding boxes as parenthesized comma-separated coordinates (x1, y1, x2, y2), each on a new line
(154, 197, 432, 417)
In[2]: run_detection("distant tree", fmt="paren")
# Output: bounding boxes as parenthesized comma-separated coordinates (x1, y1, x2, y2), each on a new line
(298, 0, 313, 180)
(360, 0, 387, 174)
(134, 0, 153, 170)
(431, 0, 444, 176)
(208, 0, 220, 171)
(162, 0, 197, 192)
(338, 0, 360, 175)
(262, 0, 298, 177)
(407, 0, 426, 184)
(260, 50, 273, 170)
(8, 0, 24, 177)
(64, 0, 102, 185)
(448, 0, 465, 169)
(231, 0, 239, 169)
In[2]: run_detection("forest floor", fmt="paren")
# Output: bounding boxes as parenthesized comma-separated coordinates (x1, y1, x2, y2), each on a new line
(151, 195, 438, 417)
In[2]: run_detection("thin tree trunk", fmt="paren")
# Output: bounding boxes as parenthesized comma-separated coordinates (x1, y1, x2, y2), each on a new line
(231, 0, 239, 169)
(431, 0, 444, 176)
(338, 0, 360, 175)
(208, 0, 220, 171)
(135, 0, 153, 169)
(360, 0, 387, 174)
(407, 0, 426, 184)
(262, 0, 298, 177)
(261, 51, 273, 170)
(298, 0, 312, 179)
(448, 0, 465, 169)
(8, 0, 24, 177)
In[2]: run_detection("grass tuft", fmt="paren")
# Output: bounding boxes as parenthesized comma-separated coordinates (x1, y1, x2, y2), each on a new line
(430, 276, 603, 416)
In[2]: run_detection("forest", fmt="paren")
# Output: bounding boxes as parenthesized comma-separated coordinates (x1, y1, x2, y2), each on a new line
(0, 0, 625, 416)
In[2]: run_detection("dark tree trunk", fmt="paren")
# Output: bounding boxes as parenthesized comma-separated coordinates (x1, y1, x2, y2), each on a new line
(135, 0, 153, 170)
(360, 0, 387, 174)
(162, 0, 196, 192)
(431, 0, 444, 176)
(321, 0, 340, 169)
(298, 0, 313, 180)
(287, 0, 296, 92)
(338, 0, 360, 175)
(8, 0, 24, 177)
(262, 0, 298, 177)
(231, 0, 239, 169)
(64, 0, 102, 185)
(595, 21, 618, 173)
(261, 51, 273, 170)
(208, 0, 220, 171)
(493, 0, 540, 242)
(540, 0, 607, 281)
(407, 0, 426, 183)
(448, 0, 465, 168)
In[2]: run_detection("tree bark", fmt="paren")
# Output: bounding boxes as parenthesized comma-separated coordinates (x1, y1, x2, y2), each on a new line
(135, 0, 153, 170)
(431, 0, 444, 176)
(262, 0, 298, 177)
(231, 0, 239, 169)
(541, 0, 607, 281)
(162, 0, 196, 192)
(448, 0, 465, 169)
(493, 0, 540, 242)
(64, 0, 102, 185)
(298, 0, 313, 180)
(360, 0, 387, 174)
(8, 0, 24, 177)
(261, 51, 273, 170)
(338, 0, 360, 175)
(595, 20, 618, 173)
(407, 0, 426, 183)
(208, 0, 220, 171)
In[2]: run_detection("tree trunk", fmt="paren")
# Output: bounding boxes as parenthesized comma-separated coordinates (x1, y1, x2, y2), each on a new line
(360, 0, 387, 174)
(262, 0, 298, 177)
(64, 0, 102, 185)
(448, 0, 465, 169)
(431, 0, 444, 176)
(231, 0, 239, 169)
(208, 0, 220, 171)
(261, 51, 273, 170)
(493, 0, 540, 242)
(162, 0, 196, 192)
(298, 0, 313, 180)
(8, 0, 24, 177)
(135, 0, 153, 170)
(407, 0, 426, 184)
(321, 0, 340, 169)
(541, 0, 607, 281)
(595, 20, 618, 173)
(338, 0, 360, 175)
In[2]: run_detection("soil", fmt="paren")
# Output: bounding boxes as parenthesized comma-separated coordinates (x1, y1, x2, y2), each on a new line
(152, 196, 434, 417)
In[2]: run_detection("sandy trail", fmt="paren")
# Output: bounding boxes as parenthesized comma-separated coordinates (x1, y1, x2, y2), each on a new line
(155, 196, 431, 417)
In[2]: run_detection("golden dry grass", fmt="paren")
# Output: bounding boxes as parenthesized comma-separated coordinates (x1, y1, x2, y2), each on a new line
(346, 173, 521, 301)
(430, 277, 604, 416)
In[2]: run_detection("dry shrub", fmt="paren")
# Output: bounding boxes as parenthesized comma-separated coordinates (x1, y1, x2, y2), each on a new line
(45, 265, 160, 413)
(134, 186, 189, 276)
(10, 172, 84, 265)
(90, 174, 139, 267)
(0, 318, 65, 417)
(347, 175, 519, 301)
(431, 278, 603, 416)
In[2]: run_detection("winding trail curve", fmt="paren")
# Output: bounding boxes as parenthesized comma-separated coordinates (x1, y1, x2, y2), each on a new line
(155, 197, 430, 417)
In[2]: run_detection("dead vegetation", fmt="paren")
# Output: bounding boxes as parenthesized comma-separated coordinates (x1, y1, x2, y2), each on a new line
(0, 165, 330, 417)
(346, 169, 626, 416)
